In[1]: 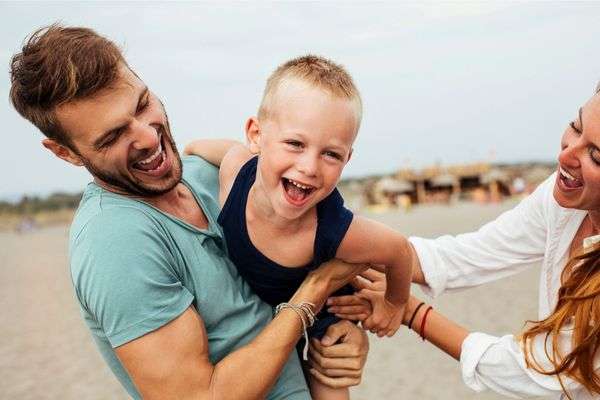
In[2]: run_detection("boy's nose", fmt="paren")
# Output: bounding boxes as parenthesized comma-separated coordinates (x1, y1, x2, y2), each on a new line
(296, 154, 318, 177)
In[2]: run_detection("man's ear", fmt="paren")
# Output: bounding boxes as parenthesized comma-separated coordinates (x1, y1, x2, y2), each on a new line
(245, 117, 261, 154)
(42, 139, 84, 167)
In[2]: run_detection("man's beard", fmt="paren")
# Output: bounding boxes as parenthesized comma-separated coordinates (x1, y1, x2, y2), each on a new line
(82, 123, 183, 198)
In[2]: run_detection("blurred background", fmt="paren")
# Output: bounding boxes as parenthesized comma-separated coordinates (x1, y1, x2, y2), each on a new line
(2, 2, 600, 399)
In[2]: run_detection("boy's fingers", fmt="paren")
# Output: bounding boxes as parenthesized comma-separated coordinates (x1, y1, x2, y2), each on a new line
(328, 304, 370, 315)
(360, 268, 385, 281)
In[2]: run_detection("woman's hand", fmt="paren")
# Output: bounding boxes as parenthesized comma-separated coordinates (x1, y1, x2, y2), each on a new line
(307, 320, 369, 388)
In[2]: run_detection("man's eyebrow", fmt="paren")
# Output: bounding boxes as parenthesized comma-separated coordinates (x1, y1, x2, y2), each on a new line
(92, 86, 149, 149)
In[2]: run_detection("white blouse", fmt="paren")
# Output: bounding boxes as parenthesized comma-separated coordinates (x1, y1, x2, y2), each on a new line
(410, 173, 599, 399)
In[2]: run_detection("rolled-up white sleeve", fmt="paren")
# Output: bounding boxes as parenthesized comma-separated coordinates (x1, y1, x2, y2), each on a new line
(410, 175, 554, 297)
(460, 330, 594, 398)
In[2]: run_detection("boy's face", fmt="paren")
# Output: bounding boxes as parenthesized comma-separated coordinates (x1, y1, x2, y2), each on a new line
(249, 80, 358, 220)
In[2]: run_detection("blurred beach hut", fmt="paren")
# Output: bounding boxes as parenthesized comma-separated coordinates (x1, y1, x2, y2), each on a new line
(425, 173, 459, 204)
(482, 168, 511, 202)
(373, 177, 414, 207)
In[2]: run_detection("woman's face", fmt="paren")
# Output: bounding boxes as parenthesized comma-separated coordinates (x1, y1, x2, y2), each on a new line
(554, 93, 600, 211)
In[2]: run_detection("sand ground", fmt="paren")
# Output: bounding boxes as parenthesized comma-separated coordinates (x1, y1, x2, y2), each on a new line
(1, 199, 543, 399)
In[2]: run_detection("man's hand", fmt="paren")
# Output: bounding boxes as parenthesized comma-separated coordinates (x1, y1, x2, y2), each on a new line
(297, 259, 369, 311)
(307, 320, 369, 388)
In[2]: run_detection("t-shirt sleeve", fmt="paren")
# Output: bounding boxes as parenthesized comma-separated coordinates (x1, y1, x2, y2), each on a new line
(70, 207, 194, 348)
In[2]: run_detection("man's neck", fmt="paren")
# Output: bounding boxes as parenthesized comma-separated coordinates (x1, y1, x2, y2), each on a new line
(94, 179, 208, 229)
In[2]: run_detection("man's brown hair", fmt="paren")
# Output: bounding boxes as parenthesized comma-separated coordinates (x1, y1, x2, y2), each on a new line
(258, 55, 362, 130)
(9, 24, 126, 148)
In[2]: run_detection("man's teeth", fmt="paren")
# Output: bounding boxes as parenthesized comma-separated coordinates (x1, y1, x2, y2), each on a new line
(287, 179, 313, 190)
(138, 139, 163, 165)
(560, 167, 577, 181)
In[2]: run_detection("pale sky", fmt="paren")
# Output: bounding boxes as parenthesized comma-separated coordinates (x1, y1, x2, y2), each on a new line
(2, 2, 600, 200)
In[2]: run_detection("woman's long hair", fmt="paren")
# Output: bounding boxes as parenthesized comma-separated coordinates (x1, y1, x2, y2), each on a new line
(521, 242, 600, 398)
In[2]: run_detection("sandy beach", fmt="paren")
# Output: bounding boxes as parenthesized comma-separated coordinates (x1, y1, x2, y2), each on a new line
(1, 199, 541, 400)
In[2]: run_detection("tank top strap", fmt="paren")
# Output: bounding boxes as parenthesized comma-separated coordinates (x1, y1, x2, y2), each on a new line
(312, 188, 354, 268)
(217, 156, 257, 228)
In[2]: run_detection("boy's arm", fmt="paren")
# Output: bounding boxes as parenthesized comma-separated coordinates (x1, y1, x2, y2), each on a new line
(183, 139, 240, 167)
(335, 216, 414, 335)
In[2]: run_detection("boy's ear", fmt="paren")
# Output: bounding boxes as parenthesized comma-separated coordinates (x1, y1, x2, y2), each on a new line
(245, 117, 261, 154)
(42, 139, 85, 167)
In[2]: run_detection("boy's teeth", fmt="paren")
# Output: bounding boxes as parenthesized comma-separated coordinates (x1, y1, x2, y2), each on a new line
(288, 179, 311, 190)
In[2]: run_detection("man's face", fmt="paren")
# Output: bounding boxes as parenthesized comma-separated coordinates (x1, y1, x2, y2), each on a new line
(54, 64, 182, 197)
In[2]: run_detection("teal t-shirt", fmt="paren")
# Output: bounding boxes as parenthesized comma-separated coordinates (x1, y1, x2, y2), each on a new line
(69, 155, 309, 399)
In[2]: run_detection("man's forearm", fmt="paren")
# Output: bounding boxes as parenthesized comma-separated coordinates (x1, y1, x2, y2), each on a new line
(207, 275, 328, 399)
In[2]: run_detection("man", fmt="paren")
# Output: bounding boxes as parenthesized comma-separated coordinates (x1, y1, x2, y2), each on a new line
(10, 25, 368, 399)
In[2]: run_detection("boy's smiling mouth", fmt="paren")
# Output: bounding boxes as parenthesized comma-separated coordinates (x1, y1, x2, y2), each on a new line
(282, 177, 316, 206)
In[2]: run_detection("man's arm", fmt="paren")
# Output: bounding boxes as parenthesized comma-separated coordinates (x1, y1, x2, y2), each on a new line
(115, 259, 367, 400)
(183, 139, 240, 167)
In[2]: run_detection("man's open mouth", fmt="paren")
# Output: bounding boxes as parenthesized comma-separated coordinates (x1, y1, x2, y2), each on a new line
(282, 177, 316, 205)
(133, 134, 166, 173)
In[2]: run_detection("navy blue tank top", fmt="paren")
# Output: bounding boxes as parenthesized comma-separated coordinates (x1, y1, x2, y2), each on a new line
(217, 156, 354, 338)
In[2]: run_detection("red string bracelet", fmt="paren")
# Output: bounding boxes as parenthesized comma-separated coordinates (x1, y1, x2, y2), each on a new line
(419, 306, 433, 341)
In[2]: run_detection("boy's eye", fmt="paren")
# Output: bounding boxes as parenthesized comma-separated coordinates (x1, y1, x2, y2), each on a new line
(324, 151, 342, 160)
(285, 140, 303, 148)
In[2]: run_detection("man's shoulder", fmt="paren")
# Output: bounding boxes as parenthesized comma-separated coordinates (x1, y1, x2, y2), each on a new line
(182, 155, 219, 196)
(182, 155, 222, 221)
(69, 186, 162, 253)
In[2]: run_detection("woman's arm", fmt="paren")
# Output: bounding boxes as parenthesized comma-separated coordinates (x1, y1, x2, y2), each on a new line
(183, 139, 240, 166)
(329, 270, 591, 398)
(410, 174, 554, 297)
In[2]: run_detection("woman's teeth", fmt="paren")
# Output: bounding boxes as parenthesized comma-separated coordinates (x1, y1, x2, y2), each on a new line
(559, 167, 583, 188)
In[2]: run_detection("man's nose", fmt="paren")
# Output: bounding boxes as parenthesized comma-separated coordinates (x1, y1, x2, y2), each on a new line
(131, 120, 159, 151)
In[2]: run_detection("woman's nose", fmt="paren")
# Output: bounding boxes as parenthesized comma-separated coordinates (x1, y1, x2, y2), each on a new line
(558, 136, 581, 169)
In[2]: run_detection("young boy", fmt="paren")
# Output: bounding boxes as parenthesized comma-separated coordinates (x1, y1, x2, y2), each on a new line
(185, 55, 413, 399)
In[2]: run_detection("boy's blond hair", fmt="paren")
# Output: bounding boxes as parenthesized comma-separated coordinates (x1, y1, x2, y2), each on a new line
(258, 55, 362, 130)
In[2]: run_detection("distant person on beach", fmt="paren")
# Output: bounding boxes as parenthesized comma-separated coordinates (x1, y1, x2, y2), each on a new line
(9, 25, 370, 399)
(184, 55, 413, 399)
(329, 85, 600, 399)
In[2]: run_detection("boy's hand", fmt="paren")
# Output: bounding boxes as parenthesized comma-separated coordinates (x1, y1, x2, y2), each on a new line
(328, 268, 404, 337)
(358, 290, 405, 337)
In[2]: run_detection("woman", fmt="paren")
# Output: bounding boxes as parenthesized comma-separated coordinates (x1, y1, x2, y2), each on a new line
(327, 86, 600, 398)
